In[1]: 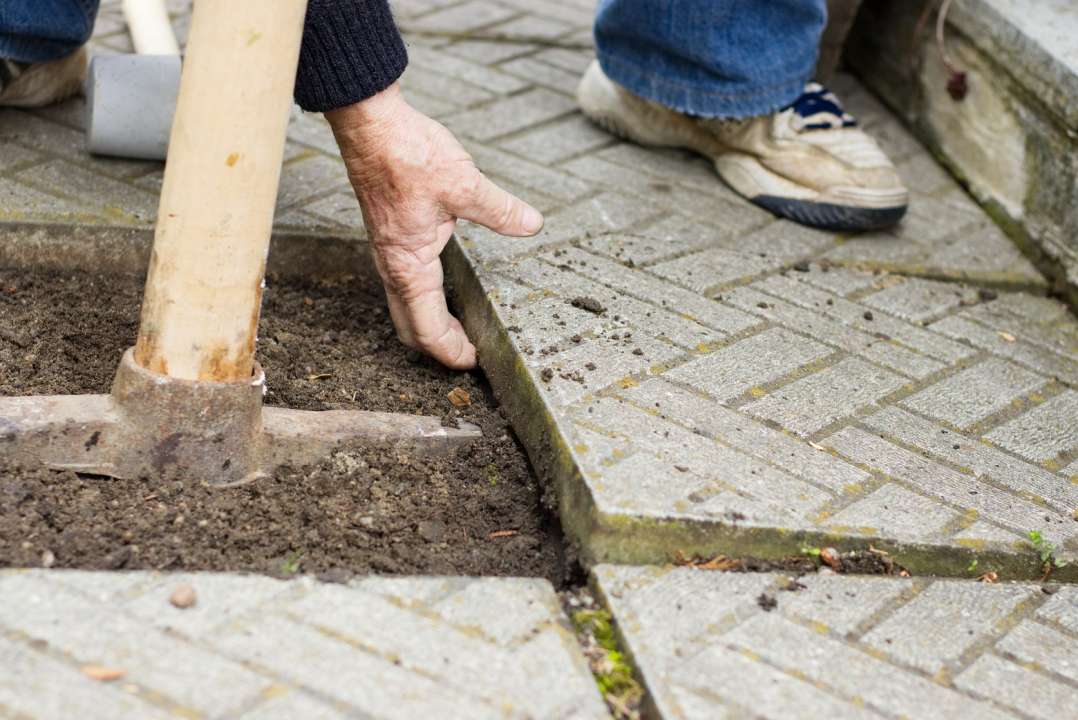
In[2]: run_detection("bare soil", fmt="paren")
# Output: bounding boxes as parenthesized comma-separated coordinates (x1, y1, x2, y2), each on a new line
(0, 268, 569, 585)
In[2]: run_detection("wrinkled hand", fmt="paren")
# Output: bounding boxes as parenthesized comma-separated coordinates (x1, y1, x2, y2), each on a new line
(326, 83, 543, 369)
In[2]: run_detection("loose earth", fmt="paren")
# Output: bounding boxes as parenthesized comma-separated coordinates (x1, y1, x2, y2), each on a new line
(0, 269, 568, 584)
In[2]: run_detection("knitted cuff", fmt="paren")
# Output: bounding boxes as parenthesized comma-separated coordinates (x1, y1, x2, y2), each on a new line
(294, 0, 408, 113)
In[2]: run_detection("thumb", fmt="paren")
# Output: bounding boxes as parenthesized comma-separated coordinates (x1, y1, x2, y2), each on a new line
(452, 172, 544, 237)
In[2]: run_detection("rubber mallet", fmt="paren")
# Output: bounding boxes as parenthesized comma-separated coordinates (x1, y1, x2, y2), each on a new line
(85, 0, 181, 160)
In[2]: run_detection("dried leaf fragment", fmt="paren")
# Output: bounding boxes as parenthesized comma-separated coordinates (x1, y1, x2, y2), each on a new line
(447, 387, 471, 407)
(998, 331, 1017, 343)
(819, 547, 842, 571)
(82, 665, 125, 682)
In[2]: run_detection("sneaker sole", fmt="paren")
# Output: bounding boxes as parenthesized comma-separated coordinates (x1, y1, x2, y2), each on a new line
(752, 196, 907, 232)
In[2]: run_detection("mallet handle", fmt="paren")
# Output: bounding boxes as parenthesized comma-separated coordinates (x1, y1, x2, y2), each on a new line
(134, 0, 308, 382)
(122, 0, 181, 55)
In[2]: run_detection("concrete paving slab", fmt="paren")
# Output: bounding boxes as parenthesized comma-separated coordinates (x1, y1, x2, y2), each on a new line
(2, 0, 1075, 581)
(593, 564, 1074, 720)
(452, 230, 1078, 576)
(0, 570, 608, 720)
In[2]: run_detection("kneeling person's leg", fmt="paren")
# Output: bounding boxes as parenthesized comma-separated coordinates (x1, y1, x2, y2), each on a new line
(581, 0, 908, 232)
(0, 0, 98, 107)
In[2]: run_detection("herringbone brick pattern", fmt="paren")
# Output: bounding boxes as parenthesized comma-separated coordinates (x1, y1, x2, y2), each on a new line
(0, 0, 1074, 575)
(594, 564, 1078, 720)
(0, 570, 607, 719)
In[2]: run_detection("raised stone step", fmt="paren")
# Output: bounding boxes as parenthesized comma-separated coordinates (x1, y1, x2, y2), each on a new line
(846, 0, 1078, 301)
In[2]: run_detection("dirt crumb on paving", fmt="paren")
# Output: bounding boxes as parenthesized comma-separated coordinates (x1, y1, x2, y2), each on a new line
(0, 269, 568, 585)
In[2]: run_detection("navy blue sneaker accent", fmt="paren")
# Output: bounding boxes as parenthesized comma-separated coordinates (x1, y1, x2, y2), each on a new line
(786, 83, 857, 132)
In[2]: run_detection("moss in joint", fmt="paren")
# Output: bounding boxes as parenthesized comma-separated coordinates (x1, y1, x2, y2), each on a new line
(572, 609, 643, 713)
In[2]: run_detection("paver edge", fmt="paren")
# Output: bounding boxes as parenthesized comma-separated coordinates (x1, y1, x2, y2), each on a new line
(446, 238, 1078, 583)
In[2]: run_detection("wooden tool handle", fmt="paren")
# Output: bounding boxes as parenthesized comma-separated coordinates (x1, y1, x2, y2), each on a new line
(134, 0, 309, 382)
(122, 0, 181, 55)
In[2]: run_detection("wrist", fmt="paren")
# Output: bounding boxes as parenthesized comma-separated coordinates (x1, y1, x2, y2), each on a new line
(325, 82, 407, 145)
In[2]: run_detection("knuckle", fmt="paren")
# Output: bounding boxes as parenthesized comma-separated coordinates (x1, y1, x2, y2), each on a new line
(462, 172, 485, 205)
(496, 193, 518, 227)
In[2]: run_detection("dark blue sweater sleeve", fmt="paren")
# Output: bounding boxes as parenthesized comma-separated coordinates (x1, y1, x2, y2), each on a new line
(294, 0, 408, 112)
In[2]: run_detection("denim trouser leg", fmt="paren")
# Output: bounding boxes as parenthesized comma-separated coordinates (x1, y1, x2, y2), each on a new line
(0, 0, 99, 63)
(594, 0, 828, 119)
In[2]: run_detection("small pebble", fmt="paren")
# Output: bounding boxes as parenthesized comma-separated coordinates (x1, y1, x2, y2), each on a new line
(169, 584, 197, 609)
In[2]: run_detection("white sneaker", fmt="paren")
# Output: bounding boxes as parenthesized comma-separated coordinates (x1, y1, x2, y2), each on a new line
(577, 60, 908, 232)
(0, 47, 87, 108)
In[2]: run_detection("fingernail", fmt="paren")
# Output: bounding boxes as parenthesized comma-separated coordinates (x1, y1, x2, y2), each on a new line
(522, 206, 544, 235)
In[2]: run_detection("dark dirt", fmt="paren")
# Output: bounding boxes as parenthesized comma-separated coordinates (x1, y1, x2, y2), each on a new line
(675, 547, 907, 577)
(0, 268, 569, 585)
(570, 296, 605, 314)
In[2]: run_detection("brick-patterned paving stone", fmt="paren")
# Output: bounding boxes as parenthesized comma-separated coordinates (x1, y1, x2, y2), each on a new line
(664, 327, 832, 401)
(594, 565, 1065, 720)
(861, 277, 977, 323)
(743, 358, 906, 437)
(901, 358, 1047, 429)
(722, 284, 950, 380)
(983, 390, 1078, 462)
(1036, 585, 1078, 633)
(405, 0, 517, 33)
(446, 87, 577, 141)
(616, 378, 870, 493)
(823, 482, 960, 541)
(860, 580, 1036, 674)
(862, 406, 1078, 517)
(0, 571, 606, 720)
(930, 314, 1078, 386)
(6, 0, 1078, 583)
(499, 115, 612, 164)
(954, 654, 1074, 720)
(0, 573, 273, 717)
(0, 635, 167, 720)
(824, 427, 1074, 546)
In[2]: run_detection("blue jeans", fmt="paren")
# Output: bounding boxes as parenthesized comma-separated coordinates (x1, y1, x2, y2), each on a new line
(0, 0, 99, 63)
(6, 0, 827, 120)
(595, 0, 828, 118)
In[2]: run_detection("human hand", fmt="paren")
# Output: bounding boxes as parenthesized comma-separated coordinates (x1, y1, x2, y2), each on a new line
(325, 83, 543, 369)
